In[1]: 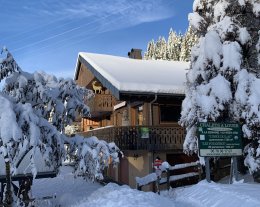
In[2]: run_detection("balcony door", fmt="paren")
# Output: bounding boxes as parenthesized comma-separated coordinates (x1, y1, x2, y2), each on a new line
(136, 105, 144, 126)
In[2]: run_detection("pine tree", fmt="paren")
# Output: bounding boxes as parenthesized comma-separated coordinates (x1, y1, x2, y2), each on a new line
(154, 36, 167, 60)
(161, 37, 167, 60)
(144, 39, 156, 60)
(0, 50, 121, 205)
(167, 28, 176, 60)
(180, 33, 189, 61)
(179, 0, 260, 174)
(173, 32, 183, 61)
(180, 26, 198, 61)
(144, 27, 197, 61)
(167, 28, 183, 61)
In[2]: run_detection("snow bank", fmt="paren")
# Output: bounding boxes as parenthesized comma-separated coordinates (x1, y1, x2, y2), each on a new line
(72, 183, 175, 207)
(173, 180, 260, 207)
(31, 166, 101, 207)
(30, 166, 260, 207)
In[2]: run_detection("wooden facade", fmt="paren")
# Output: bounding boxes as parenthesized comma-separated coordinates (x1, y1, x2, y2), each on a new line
(74, 52, 197, 189)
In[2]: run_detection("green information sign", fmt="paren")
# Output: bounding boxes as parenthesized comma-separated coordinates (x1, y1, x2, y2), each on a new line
(140, 127, 149, 139)
(198, 122, 242, 157)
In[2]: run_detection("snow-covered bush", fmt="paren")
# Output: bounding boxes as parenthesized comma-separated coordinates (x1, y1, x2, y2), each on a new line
(179, 0, 260, 173)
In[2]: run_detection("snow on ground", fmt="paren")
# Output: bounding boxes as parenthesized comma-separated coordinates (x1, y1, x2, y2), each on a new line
(31, 166, 101, 207)
(171, 181, 260, 207)
(73, 183, 174, 207)
(31, 165, 260, 207)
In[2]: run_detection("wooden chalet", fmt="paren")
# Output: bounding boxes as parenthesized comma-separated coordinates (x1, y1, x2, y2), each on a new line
(74, 51, 198, 190)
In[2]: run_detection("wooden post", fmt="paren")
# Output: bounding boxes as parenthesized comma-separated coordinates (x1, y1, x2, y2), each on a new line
(233, 157, 238, 182)
(0, 182, 4, 204)
(230, 157, 238, 184)
(166, 168, 170, 190)
(156, 177, 160, 195)
(4, 159, 13, 207)
(229, 157, 234, 184)
(197, 163, 202, 181)
(137, 183, 142, 191)
(205, 157, 211, 183)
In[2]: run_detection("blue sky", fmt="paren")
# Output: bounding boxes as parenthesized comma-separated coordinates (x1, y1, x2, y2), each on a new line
(0, 0, 193, 78)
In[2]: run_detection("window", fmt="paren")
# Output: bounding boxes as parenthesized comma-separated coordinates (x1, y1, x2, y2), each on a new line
(137, 105, 143, 126)
(160, 105, 181, 123)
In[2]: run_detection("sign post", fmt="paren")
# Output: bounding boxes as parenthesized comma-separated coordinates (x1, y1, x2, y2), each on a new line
(229, 157, 239, 184)
(205, 157, 211, 183)
(198, 122, 242, 183)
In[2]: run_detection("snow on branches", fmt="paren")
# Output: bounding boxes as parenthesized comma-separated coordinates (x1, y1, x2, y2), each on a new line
(180, 0, 260, 173)
(0, 49, 20, 81)
(0, 49, 121, 181)
(144, 27, 198, 62)
(65, 135, 121, 181)
(0, 92, 63, 178)
(3, 69, 93, 132)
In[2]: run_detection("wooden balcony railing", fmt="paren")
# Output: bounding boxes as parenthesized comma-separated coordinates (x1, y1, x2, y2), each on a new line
(87, 94, 118, 113)
(80, 126, 185, 151)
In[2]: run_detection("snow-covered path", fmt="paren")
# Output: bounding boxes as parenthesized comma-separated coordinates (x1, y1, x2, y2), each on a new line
(30, 166, 260, 207)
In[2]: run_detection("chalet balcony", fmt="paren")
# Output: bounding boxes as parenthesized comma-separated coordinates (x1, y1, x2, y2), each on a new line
(87, 94, 118, 118)
(80, 126, 185, 151)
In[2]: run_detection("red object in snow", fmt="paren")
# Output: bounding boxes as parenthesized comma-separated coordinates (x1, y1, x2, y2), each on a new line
(154, 158, 162, 169)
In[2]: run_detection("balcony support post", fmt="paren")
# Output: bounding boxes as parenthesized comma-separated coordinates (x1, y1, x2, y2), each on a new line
(149, 94, 157, 126)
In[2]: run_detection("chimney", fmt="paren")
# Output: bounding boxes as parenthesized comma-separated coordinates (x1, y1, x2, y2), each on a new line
(128, 48, 142, 59)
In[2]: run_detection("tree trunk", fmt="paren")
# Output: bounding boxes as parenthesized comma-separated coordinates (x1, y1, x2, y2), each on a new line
(4, 160, 13, 207)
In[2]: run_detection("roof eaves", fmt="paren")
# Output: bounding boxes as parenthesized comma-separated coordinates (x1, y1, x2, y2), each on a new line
(118, 90, 185, 101)
(119, 90, 185, 97)
(73, 54, 81, 81)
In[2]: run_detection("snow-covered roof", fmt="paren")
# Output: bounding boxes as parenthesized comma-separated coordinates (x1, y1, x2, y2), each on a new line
(74, 52, 189, 99)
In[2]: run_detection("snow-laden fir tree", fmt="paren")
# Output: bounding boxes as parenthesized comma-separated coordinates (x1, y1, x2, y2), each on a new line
(144, 39, 156, 60)
(166, 28, 176, 60)
(179, 35, 189, 62)
(3, 69, 91, 133)
(179, 0, 260, 174)
(144, 27, 198, 61)
(175, 32, 185, 60)
(0, 49, 121, 205)
(154, 36, 167, 60)
(180, 26, 198, 61)
(167, 28, 182, 61)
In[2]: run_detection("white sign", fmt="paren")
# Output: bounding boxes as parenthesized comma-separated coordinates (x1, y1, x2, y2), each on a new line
(200, 149, 242, 157)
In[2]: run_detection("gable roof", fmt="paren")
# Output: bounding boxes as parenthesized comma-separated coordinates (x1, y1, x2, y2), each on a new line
(74, 52, 189, 99)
